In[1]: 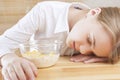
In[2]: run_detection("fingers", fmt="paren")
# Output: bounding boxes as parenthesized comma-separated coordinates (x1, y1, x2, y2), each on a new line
(2, 64, 26, 80)
(2, 68, 11, 80)
(21, 61, 36, 80)
(13, 63, 26, 80)
(1, 57, 36, 80)
(29, 62, 38, 77)
(70, 54, 93, 62)
(7, 65, 18, 80)
(70, 54, 108, 63)
(84, 57, 108, 63)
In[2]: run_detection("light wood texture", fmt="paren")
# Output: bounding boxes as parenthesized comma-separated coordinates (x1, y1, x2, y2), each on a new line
(35, 56, 120, 80)
(0, 56, 120, 80)
(0, 0, 37, 35)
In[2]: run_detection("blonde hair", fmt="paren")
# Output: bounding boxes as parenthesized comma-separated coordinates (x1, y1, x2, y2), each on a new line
(97, 7, 120, 64)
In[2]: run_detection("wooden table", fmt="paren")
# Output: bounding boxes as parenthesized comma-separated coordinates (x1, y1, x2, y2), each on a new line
(0, 56, 120, 80)
(35, 56, 120, 80)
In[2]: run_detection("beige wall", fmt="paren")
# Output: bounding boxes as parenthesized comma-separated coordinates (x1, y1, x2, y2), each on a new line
(81, 0, 120, 8)
(0, 0, 120, 34)
(0, 0, 38, 34)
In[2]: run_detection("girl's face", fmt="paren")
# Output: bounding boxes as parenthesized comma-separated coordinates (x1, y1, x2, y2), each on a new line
(66, 8, 113, 57)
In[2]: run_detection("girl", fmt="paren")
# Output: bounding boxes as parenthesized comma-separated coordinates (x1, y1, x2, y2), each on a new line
(0, 1, 120, 80)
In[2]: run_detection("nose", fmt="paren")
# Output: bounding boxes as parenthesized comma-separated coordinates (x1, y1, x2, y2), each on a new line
(79, 45, 92, 55)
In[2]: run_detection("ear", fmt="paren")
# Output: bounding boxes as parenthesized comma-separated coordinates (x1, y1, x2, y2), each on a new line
(87, 8, 101, 17)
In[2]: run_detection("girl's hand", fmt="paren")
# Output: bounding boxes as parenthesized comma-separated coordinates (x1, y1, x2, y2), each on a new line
(70, 54, 108, 63)
(1, 53, 38, 80)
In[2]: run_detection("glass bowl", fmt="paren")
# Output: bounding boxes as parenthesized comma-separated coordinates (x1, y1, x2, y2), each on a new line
(19, 40, 62, 68)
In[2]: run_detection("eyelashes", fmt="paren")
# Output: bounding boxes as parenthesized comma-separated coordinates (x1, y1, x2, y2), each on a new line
(87, 34, 92, 45)
(87, 33, 95, 48)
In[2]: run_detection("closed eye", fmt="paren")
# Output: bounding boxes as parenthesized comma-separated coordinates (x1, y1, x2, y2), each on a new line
(87, 34, 92, 45)
(87, 33, 95, 49)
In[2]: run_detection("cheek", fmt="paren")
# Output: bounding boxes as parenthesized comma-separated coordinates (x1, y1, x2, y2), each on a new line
(95, 52, 109, 57)
(93, 44, 111, 57)
(68, 27, 83, 40)
(69, 31, 87, 43)
(66, 31, 84, 48)
(67, 32, 80, 44)
(66, 24, 88, 46)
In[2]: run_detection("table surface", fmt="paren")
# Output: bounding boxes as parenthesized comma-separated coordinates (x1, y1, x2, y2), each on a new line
(36, 56, 120, 80)
(0, 56, 120, 80)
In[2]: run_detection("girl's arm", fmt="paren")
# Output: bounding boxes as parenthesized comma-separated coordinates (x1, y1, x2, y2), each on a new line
(0, 2, 45, 80)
